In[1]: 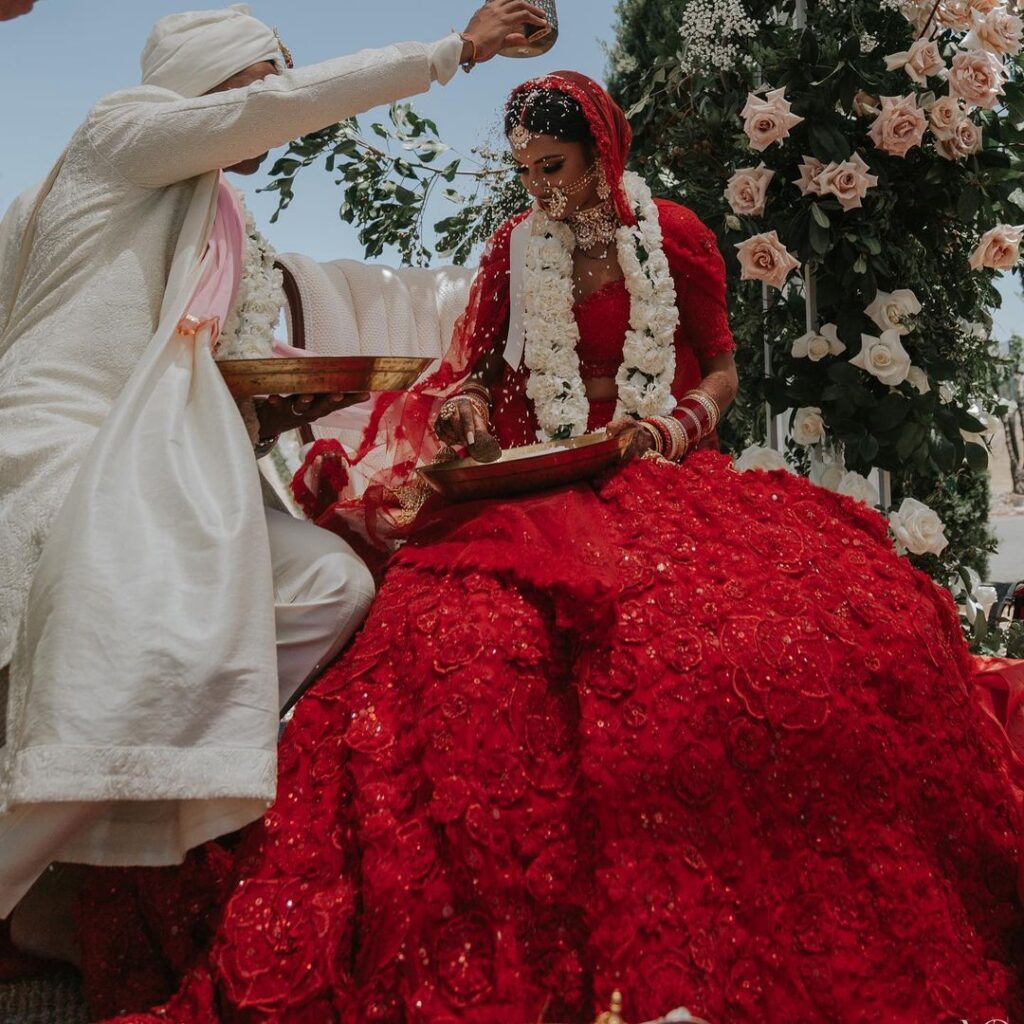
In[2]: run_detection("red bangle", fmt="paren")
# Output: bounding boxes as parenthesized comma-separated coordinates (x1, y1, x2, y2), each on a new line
(674, 399, 713, 447)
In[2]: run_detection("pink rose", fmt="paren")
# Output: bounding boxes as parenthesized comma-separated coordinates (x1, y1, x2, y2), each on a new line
(724, 164, 775, 217)
(938, 0, 974, 29)
(814, 154, 879, 211)
(735, 231, 801, 290)
(936, 116, 983, 159)
(853, 91, 880, 117)
(970, 0, 1003, 12)
(949, 48, 1007, 109)
(884, 38, 947, 84)
(868, 95, 928, 158)
(969, 224, 1024, 269)
(793, 155, 826, 196)
(901, 0, 937, 32)
(740, 88, 804, 152)
(927, 94, 967, 139)
(964, 9, 1024, 55)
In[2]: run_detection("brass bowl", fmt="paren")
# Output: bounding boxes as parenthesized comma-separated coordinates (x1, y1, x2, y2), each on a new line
(218, 356, 432, 399)
(418, 430, 628, 502)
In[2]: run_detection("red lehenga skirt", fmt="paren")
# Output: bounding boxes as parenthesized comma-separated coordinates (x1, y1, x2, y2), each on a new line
(76, 437, 1024, 1024)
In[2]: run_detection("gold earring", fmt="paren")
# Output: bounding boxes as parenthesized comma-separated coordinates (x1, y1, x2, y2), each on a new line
(597, 169, 611, 201)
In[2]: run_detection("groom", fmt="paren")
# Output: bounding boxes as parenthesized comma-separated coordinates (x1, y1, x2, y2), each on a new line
(0, 0, 547, 959)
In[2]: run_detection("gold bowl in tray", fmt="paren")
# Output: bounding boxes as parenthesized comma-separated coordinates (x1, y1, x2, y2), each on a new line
(218, 355, 433, 399)
(418, 430, 628, 502)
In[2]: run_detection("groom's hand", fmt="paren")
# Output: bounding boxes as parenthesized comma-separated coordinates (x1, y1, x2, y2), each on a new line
(461, 0, 549, 64)
(255, 392, 370, 440)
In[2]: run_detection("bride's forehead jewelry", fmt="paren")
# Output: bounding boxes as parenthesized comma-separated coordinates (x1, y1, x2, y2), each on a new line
(273, 28, 295, 69)
(507, 87, 585, 152)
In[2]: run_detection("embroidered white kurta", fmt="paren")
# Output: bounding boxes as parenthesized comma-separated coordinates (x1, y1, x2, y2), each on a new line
(0, 35, 461, 916)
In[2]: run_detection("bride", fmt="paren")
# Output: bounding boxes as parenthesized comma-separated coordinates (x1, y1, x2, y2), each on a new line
(78, 73, 1024, 1024)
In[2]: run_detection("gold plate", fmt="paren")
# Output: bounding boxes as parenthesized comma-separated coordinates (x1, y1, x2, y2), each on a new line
(418, 430, 628, 502)
(218, 356, 433, 399)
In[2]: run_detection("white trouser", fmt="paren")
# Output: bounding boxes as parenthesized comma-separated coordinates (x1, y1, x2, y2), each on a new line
(0, 508, 374, 917)
(266, 506, 376, 709)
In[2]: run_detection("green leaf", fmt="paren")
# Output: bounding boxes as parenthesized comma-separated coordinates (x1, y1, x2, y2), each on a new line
(965, 441, 989, 472)
(957, 186, 982, 222)
(873, 393, 910, 431)
(858, 434, 880, 461)
(811, 203, 831, 229)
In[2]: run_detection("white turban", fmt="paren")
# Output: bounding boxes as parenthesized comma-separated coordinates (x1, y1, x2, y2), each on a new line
(141, 3, 285, 98)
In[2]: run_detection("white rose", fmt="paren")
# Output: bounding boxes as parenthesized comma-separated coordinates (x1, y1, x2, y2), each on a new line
(792, 406, 827, 446)
(851, 330, 912, 386)
(906, 365, 931, 394)
(800, 333, 833, 361)
(953, 567, 999, 625)
(889, 497, 949, 556)
(734, 444, 790, 473)
(864, 288, 922, 335)
(792, 322, 847, 361)
(811, 461, 846, 490)
(837, 470, 880, 507)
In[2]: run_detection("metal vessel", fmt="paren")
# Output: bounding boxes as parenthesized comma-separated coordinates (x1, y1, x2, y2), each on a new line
(498, 0, 558, 57)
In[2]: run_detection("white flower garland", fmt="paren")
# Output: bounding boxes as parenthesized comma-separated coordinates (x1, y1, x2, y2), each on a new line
(523, 171, 680, 441)
(216, 205, 285, 361)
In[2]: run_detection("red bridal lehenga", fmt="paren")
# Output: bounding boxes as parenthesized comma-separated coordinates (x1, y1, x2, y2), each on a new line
(77, 75, 1024, 1024)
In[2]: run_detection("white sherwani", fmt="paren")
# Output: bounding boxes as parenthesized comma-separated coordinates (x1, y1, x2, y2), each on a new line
(0, 35, 461, 915)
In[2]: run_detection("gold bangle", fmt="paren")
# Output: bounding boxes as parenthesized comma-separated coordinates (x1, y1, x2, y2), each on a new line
(660, 415, 689, 461)
(683, 388, 721, 430)
(459, 380, 492, 405)
(637, 420, 665, 455)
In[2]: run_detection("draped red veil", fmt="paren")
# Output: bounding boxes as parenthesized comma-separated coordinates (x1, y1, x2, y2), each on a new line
(291, 73, 639, 566)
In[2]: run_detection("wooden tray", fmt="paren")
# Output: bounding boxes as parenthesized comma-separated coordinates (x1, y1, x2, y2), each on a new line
(418, 430, 628, 502)
(218, 356, 432, 398)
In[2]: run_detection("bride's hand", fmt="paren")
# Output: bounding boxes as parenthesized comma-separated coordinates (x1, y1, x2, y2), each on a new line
(434, 396, 491, 447)
(607, 417, 658, 461)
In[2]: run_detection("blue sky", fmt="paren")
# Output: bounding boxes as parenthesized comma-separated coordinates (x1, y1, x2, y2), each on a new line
(2, 0, 1021, 339)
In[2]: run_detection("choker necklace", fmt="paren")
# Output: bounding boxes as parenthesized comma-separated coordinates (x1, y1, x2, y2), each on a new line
(568, 201, 618, 254)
